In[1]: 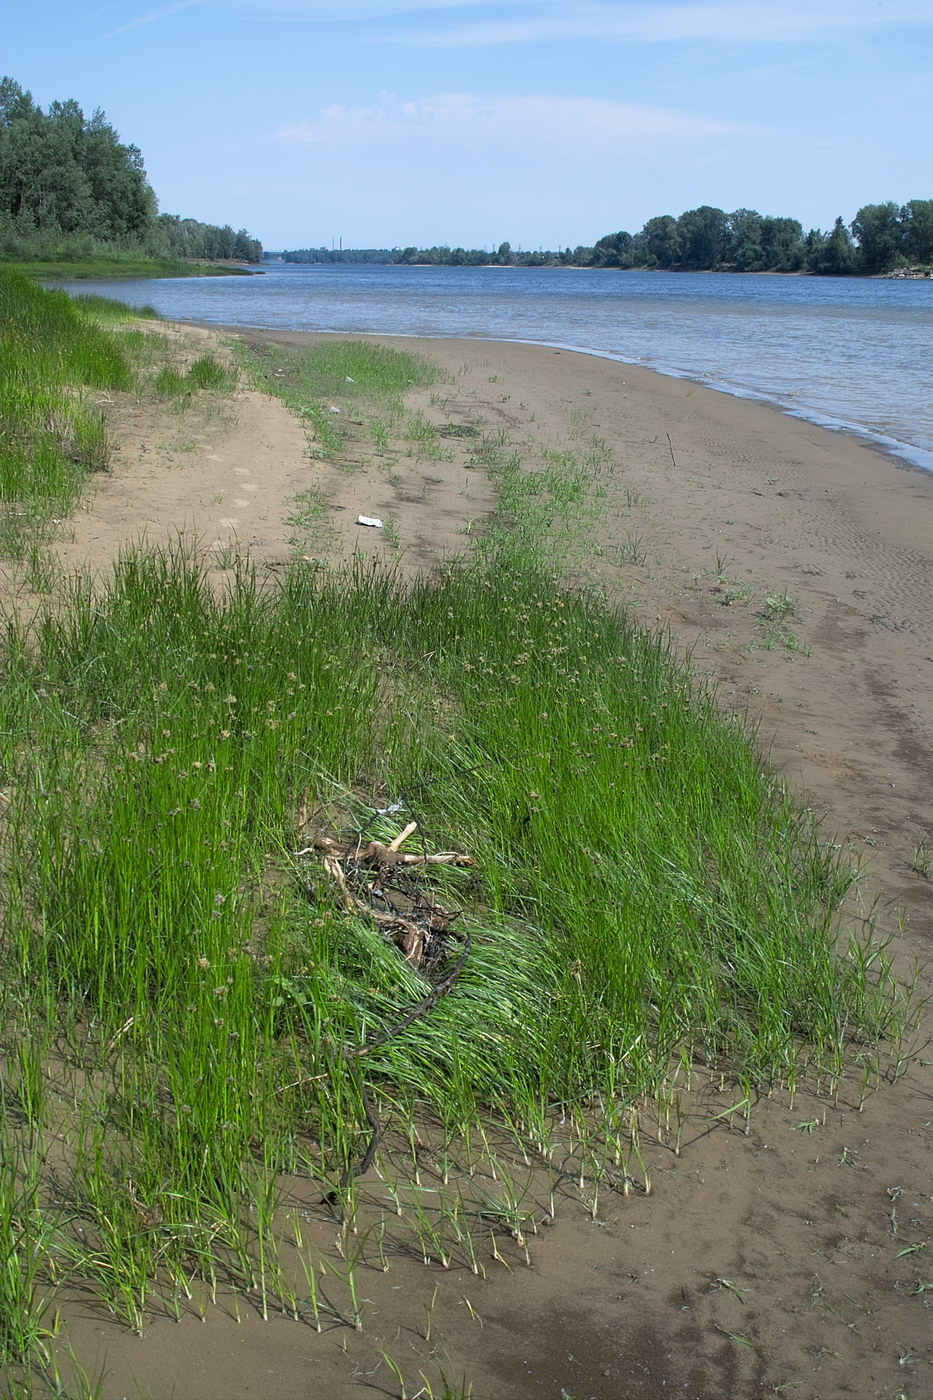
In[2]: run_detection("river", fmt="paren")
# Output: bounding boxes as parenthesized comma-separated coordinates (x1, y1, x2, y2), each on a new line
(62, 263, 933, 472)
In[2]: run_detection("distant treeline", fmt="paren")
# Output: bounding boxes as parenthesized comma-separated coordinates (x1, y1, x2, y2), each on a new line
(0, 77, 262, 264)
(156, 215, 261, 264)
(270, 248, 401, 265)
(270, 201, 933, 275)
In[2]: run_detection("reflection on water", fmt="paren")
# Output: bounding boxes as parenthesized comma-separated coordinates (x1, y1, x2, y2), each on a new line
(61, 265, 933, 471)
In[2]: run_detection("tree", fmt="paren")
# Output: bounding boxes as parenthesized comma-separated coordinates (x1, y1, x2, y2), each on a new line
(899, 200, 933, 264)
(851, 202, 902, 272)
(677, 206, 729, 269)
(810, 217, 856, 275)
(728, 209, 766, 271)
(643, 214, 681, 269)
(593, 230, 634, 268)
(759, 216, 804, 271)
(0, 74, 260, 261)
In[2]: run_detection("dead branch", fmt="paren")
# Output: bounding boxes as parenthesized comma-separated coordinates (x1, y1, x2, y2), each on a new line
(387, 819, 418, 851)
(302, 816, 474, 1206)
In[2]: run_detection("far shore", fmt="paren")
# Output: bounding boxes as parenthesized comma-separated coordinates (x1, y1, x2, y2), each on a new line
(266, 259, 932, 278)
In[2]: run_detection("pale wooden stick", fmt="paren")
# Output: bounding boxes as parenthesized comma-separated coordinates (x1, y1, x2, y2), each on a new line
(322, 854, 356, 912)
(387, 820, 418, 853)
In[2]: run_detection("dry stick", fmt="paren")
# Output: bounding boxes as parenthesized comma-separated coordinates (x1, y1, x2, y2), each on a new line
(667, 432, 678, 469)
(106, 1016, 134, 1054)
(367, 847, 473, 868)
(304, 834, 472, 869)
(387, 820, 418, 852)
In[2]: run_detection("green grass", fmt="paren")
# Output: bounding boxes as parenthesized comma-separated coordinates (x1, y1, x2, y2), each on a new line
(3, 256, 254, 280)
(0, 273, 233, 560)
(154, 354, 231, 400)
(236, 338, 436, 457)
(57, 292, 160, 321)
(0, 543, 910, 1365)
(0, 271, 138, 553)
(0, 316, 915, 1384)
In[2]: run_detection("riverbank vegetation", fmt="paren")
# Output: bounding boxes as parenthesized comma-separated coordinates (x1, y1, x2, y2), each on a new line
(271, 198, 933, 275)
(0, 277, 916, 1391)
(0, 269, 232, 571)
(0, 77, 262, 279)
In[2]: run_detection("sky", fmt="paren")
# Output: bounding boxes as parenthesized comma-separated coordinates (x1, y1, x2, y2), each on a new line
(3, 0, 932, 251)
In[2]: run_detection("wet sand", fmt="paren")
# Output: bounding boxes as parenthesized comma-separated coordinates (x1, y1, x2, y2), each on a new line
(47, 327, 933, 1399)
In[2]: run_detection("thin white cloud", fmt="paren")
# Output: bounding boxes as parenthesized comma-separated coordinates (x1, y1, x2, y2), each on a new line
(108, 0, 206, 35)
(83, 0, 145, 20)
(400, 1, 933, 48)
(99, 0, 933, 39)
(235, 0, 543, 15)
(239, 0, 485, 13)
(275, 92, 751, 153)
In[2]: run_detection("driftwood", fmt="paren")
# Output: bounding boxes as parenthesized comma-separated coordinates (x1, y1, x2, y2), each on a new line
(297, 822, 472, 970)
(296, 817, 474, 1201)
(305, 829, 473, 873)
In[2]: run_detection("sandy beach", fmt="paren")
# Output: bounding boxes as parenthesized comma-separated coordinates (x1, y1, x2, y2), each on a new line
(49, 326, 933, 1399)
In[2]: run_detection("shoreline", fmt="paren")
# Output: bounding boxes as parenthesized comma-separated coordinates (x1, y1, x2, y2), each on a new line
(194, 319, 933, 477)
(226, 325, 933, 888)
(501, 334, 933, 477)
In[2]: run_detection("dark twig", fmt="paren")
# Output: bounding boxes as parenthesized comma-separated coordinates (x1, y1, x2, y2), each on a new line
(346, 928, 472, 1062)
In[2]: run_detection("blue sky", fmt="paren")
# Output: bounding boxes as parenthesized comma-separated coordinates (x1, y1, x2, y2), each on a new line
(4, 1, 931, 250)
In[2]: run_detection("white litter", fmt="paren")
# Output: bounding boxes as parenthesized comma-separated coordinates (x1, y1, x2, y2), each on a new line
(328, 405, 341, 413)
(357, 515, 384, 528)
(345, 376, 355, 383)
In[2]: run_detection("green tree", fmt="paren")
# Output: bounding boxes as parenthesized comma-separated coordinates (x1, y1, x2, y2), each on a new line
(899, 200, 933, 264)
(728, 209, 766, 270)
(643, 214, 681, 269)
(82, 109, 155, 240)
(593, 230, 634, 268)
(811, 217, 857, 275)
(0, 74, 260, 262)
(759, 216, 804, 271)
(677, 205, 729, 269)
(851, 202, 902, 272)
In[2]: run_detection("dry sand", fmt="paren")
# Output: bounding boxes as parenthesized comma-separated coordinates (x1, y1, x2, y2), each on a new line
(42, 325, 933, 1400)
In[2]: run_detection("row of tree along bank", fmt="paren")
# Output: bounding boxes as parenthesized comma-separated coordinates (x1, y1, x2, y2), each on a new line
(270, 200, 933, 276)
(0, 78, 262, 274)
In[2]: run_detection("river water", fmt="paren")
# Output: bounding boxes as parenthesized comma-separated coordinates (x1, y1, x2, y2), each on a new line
(63, 264, 933, 472)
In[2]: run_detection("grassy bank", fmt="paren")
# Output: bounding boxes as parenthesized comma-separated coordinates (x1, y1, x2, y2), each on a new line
(0, 286, 915, 1391)
(3, 256, 256, 281)
(0, 272, 138, 565)
(0, 270, 233, 576)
